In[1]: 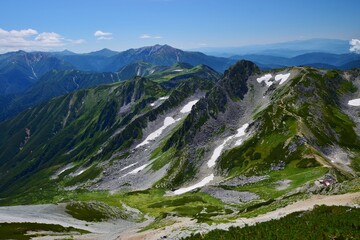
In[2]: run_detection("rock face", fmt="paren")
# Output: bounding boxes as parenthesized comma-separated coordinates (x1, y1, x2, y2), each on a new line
(0, 60, 359, 203)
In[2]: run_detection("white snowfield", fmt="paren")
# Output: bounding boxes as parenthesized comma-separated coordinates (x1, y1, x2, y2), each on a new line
(136, 117, 179, 148)
(235, 123, 249, 138)
(257, 73, 291, 87)
(207, 123, 249, 168)
(159, 96, 169, 100)
(150, 96, 169, 107)
(75, 169, 86, 176)
(234, 123, 249, 146)
(120, 162, 138, 172)
(207, 136, 233, 168)
(51, 164, 74, 179)
(256, 74, 273, 86)
(142, 99, 199, 148)
(119, 162, 151, 179)
(128, 163, 149, 174)
(275, 73, 291, 85)
(174, 174, 214, 195)
(348, 98, 360, 106)
(180, 100, 199, 113)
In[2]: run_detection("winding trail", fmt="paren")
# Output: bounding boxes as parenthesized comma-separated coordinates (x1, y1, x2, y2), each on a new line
(118, 192, 360, 240)
(0, 192, 358, 239)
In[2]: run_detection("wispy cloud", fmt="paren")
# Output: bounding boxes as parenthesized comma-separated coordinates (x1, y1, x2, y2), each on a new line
(350, 39, 360, 54)
(0, 28, 84, 53)
(140, 34, 162, 39)
(94, 30, 113, 40)
(198, 43, 208, 47)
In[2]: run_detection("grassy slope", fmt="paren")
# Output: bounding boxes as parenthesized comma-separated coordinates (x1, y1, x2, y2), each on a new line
(219, 69, 359, 179)
(0, 64, 359, 235)
(0, 222, 89, 240)
(184, 205, 360, 240)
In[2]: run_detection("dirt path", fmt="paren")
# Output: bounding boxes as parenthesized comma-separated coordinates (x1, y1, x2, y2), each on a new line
(118, 192, 360, 240)
(0, 192, 359, 240)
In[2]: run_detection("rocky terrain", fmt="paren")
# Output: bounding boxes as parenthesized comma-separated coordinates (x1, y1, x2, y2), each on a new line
(0, 59, 359, 239)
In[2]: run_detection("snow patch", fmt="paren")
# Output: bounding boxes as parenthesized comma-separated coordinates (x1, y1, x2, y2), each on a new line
(275, 73, 291, 85)
(173, 69, 183, 72)
(207, 136, 233, 168)
(174, 174, 214, 195)
(235, 123, 249, 138)
(207, 123, 249, 168)
(257, 74, 273, 86)
(70, 166, 90, 177)
(51, 164, 74, 179)
(257, 73, 291, 86)
(348, 98, 360, 106)
(150, 96, 169, 107)
(136, 117, 179, 148)
(234, 139, 243, 146)
(180, 99, 199, 113)
(121, 163, 150, 178)
(120, 162, 138, 172)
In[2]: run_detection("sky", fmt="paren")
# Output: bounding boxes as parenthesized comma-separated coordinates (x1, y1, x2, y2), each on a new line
(0, 0, 359, 53)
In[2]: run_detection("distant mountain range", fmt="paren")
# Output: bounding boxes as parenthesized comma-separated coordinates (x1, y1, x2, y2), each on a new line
(196, 39, 352, 57)
(0, 45, 235, 98)
(59, 44, 235, 73)
(0, 51, 73, 95)
(0, 42, 359, 239)
(231, 52, 360, 70)
(0, 61, 220, 120)
(1, 43, 360, 98)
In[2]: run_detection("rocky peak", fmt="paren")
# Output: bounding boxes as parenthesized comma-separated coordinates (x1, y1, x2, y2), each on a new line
(221, 60, 260, 100)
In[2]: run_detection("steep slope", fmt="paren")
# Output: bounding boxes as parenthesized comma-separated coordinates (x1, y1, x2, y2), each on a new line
(0, 70, 122, 120)
(0, 60, 359, 239)
(0, 74, 214, 202)
(0, 62, 220, 121)
(0, 51, 73, 95)
(117, 61, 168, 80)
(152, 61, 360, 195)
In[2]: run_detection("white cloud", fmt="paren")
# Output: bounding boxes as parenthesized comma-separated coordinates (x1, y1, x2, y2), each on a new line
(140, 34, 162, 39)
(69, 39, 85, 44)
(94, 30, 113, 40)
(350, 39, 360, 54)
(35, 32, 63, 45)
(0, 28, 84, 53)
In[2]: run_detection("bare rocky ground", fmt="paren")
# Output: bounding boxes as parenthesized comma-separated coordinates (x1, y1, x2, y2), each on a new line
(90, 93, 206, 192)
(2, 69, 360, 239)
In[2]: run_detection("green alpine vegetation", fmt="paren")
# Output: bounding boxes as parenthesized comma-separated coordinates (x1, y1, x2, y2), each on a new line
(0, 222, 89, 240)
(0, 58, 359, 239)
(0, 68, 215, 204)
(184, 205, 360, 240)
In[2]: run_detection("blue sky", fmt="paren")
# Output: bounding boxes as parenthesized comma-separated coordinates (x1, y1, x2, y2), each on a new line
(0, 0, 359, 53)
